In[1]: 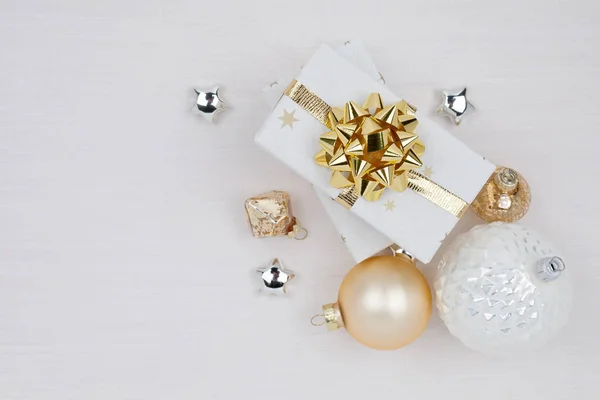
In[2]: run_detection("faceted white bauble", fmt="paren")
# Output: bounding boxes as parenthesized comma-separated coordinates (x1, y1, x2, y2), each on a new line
(434, 223, 572, 356)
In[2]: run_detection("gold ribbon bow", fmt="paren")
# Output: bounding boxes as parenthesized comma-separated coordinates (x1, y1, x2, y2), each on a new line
(314, 93, 424, 202)
(284, 80, 469, 217)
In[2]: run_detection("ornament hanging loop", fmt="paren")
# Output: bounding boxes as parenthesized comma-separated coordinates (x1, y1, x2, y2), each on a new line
(310, 314, 326, 327)
(287, 221, 308, 240)
(535, 256, 566, 282)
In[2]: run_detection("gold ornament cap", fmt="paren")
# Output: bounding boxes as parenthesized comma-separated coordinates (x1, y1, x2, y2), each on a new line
(494, 167, 519, 194)
(471, 166, 531, 223)
(312, 302, 344, 331)
(322, 302, 344, 331)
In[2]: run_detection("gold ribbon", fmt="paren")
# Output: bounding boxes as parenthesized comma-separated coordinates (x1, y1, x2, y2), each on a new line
(284, 80, 468, 217)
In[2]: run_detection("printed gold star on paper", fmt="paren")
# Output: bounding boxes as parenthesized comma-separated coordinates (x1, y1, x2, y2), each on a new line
(423, 165, 433, 178)
(385, 199, 396, 212)
(279, 109, 299, 129)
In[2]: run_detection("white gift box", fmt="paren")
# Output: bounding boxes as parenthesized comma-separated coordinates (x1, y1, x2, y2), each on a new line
(262, 42, 393, 263)
(256, 43, 495, 263)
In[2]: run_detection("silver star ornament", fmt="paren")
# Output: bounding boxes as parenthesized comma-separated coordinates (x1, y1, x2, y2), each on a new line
(437, 88, 474, 125)
(256, 258, 295, 296)
(192, 86, 226, 123)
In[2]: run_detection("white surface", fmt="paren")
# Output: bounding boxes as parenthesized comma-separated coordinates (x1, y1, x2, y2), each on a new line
(255, 44, 495, 263)
(0, 1, 598, 399)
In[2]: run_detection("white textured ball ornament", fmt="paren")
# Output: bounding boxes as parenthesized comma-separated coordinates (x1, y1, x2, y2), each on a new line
(434, 223, 572, 356)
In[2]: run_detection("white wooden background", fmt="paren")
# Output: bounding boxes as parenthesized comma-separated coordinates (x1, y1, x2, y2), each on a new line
(1, 1, 598, 399)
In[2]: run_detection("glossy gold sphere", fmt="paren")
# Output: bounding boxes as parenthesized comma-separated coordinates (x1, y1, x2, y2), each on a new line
(338, 255, 432, 350)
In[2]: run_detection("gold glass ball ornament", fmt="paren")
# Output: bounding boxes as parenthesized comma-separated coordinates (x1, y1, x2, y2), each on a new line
(314, 249, 432, 350)
(471, 166, 531, 223)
